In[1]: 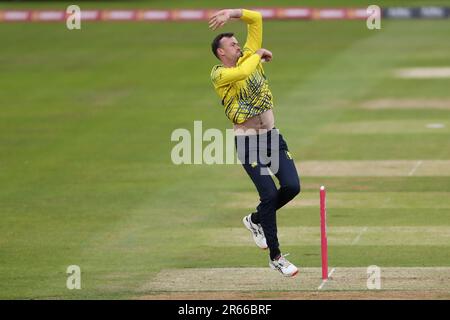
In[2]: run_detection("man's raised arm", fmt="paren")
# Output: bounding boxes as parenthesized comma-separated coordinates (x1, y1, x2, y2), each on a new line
(240, 9, 262, 53)
(209, 9, 263, 52)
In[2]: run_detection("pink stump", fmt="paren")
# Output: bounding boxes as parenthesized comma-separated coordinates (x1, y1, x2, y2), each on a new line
(320, 186, 328, 280)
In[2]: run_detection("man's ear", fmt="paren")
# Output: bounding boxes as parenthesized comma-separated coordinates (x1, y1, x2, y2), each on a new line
(217, 47, 225, 57)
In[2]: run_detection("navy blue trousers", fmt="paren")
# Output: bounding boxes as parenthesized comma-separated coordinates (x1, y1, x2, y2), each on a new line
(235, 128, 301, 260)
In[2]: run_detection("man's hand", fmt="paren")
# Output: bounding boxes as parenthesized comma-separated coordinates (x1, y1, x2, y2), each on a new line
(256, 48, 273, 62)
(208, 9, 242, 30)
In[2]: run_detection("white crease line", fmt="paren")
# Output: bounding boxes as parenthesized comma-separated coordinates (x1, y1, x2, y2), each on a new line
(351, 227, 368, 245)
(318, 268, 336, 290)
(408, 160, 423, 176)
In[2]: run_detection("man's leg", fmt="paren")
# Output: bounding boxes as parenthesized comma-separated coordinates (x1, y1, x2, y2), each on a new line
(242, 130, 300, 277)
(236, 133, 282, 260)
(240, 161, 281, 261)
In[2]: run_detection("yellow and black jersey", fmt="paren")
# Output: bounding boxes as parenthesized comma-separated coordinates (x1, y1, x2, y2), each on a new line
(210, 9, 274, 124)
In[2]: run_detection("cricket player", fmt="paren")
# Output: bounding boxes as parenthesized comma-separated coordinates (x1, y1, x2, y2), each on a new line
(209, 9, 301, 277)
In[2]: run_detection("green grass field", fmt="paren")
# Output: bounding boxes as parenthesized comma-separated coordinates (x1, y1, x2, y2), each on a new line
(1, 0, 450, 299)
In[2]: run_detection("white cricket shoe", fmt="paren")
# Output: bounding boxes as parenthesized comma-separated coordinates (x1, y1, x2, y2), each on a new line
(269, 253, 299, 277)
(242, 214, 268, 250)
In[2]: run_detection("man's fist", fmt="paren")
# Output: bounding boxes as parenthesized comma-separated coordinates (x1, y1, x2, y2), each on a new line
(256, 48, 273, 62)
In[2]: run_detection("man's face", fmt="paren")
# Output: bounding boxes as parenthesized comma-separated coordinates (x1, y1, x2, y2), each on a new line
(218, 36, 242, 63)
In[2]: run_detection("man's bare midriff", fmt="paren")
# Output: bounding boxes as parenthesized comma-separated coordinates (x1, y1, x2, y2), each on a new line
(233, 109, 275, 135)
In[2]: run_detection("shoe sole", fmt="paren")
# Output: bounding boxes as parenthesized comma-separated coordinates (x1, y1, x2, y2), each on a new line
(243, 217, 268, 250)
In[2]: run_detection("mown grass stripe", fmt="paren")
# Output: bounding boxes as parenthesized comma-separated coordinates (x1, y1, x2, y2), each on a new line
(199, 226, 450, 246)
(226, 192, 450, 209)
(295, 160, 450, 177)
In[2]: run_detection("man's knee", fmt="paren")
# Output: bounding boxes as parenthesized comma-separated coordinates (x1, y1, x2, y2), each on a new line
(261, 188, 278, 205)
